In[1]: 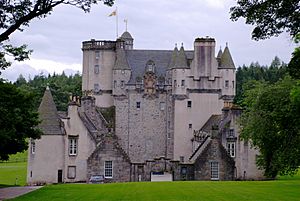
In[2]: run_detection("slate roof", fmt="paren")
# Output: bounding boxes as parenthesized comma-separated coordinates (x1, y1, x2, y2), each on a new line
(120, 31, 133, 40)
(125, 49, 194, 83)
(217, 48, 223, 59)
(200, 114, 222, 133)
(220, 46, 235, 69)
(38, 87, 63, 135)
(114, 48, 131, 70)
(174, 46, 189, 69)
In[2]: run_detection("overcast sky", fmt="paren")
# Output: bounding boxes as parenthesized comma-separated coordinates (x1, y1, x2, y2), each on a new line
(0, 0, 296, 81)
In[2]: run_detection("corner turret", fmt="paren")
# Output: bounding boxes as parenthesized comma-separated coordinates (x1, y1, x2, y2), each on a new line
(219, 45, 235, 69)
(119, 31, 134, 50)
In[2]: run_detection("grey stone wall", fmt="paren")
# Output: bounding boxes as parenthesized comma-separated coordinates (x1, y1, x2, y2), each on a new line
(87, 135, 131, 183)
(115, 90, 173, 163)
(194, 138, 235, 180)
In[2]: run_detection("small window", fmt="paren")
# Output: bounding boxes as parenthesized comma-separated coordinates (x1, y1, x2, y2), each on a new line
(104, 161, 113, 178)
(94, 83, 100, 92)
(227, 142, 236, 157)
(69, 138, 78, 156)
(229, 129, 235, 137)
(232, 81, 235, 88)
(31, 141, 35, 154)
(94, 65, 99, 74)
(95, 51, 100, 59)
(160, 102, 165, 110)
(210, 161, 219, 180)
(67, 166, 76, 179)
(113, 80, 117, 88)
(168, 121, 171, 129)
(174, 80, 177, 88)
(136, 102, 141, 109)
(187, 100, 192, 108)
(167, 132, 171, 139)
(180, 156, 184, 163)
(188, 124, 192, 129)
(121, 81, 125, 88)
(181, 80, 185, 87)
(225, 80, 229, 88)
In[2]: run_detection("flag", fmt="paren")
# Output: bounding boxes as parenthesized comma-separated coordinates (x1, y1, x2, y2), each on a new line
(108, 9, 117, 17)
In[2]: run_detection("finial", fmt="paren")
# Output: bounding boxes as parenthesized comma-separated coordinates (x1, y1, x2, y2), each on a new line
(124, 19, 128, 32)
(220, 46, 222, 50)
(175, 43, 177, 48)
(181, 42, 184, 47)
(226, 42, 228, 47)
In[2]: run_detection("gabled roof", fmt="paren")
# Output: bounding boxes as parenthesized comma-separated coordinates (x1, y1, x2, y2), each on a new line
(220, 46, 235, 69)
(113, 48, 131, 70)
(38, 87, 63, 135)
(200, 114, 222, 133)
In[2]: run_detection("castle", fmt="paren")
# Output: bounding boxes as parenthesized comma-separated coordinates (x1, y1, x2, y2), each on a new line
(27, 31, 263, 184)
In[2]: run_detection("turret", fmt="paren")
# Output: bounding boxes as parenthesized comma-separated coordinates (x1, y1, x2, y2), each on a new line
(119, 31, 134, 50)
(112, 42, 131, 96)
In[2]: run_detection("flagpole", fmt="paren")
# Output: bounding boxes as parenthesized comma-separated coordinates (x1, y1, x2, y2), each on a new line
(116, 6, 118, 38)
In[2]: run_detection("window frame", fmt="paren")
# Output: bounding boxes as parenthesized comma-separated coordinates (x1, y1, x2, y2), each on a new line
(104, 161, 113, 178)
(94, 64, 100, 74)
(227, 142, 236, 157)
(210, 161, 219, 180)
(67, 166, 76, 179)
(187, 100, 192, 108)
(69, 138, 78, 156)
(31, 141, 35, 154)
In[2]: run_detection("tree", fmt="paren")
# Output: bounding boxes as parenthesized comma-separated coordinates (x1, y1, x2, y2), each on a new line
(0, 81, 42, 160)
(240, 77, 300, 178)
(288, 33, 300, 79)
(0, 0, 114, 72)
(230, 0, 300, 40)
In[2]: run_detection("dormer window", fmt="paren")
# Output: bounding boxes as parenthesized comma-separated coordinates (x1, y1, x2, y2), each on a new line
(145, 60, 155, 73)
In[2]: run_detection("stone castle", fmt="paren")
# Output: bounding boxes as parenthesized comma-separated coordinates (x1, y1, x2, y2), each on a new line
(27, 31, 263, 184)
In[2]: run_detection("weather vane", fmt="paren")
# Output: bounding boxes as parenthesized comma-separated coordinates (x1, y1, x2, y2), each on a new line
(124, 19, 128, 32)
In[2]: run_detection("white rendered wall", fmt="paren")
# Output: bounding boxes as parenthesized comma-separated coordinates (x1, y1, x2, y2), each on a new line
(173, 93, 223, 161)
(63, 105, 96, 183)
(27, 135, 65, 184)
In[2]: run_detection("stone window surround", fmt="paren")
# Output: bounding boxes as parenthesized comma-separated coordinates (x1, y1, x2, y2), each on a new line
(227, 142, 236, 158)
(67, 166, 76, 179)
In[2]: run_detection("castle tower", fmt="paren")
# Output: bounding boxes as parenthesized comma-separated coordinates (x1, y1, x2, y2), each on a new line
(218, 44, 236, 99)
(81, 39, 116, 108)
(112, 39, 131, 96)
(119, 31, 134, 50)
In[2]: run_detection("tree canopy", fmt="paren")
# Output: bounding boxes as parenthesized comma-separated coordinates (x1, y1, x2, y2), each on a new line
(240, 77, 300, 178)
(0, 81, 42, 160)
(230, 0, 300, 40)
(0, 0, 114, 71)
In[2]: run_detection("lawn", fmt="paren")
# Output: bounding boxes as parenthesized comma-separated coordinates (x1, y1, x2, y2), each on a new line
(0, 162, 27, 186)
(0, 151, 28, 187)
(8, 179, 300, 201)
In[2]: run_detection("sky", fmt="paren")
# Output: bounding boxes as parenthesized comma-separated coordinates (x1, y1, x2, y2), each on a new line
(0, 0, 296, 81)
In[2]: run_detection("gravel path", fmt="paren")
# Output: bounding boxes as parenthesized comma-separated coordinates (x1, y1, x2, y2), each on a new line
(0, 186, 42, 200)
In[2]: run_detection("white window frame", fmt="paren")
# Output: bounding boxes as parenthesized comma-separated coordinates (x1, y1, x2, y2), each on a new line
(160, 102, 165, 111)
(227, 142, 236, 157)
(69, 138, 78, 156)
(104, 161, 113, 178)
(67, 166, 76, 179)
(210, 161, 219, 180)
(95, 51, 100, 59)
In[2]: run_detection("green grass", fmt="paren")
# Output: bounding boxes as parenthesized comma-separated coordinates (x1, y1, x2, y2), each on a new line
(9, 179, 300, 201)
(0, 162, 27, 187)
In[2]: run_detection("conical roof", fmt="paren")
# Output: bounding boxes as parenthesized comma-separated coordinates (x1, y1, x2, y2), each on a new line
(168, 46, 178, 69)
(220, 46, 235, 69)
(174, 46, 189, 69)
(113, 48, 131, 70)
(38, 86, 63, 135)
(217, 48, 223, 59)
(120, 31, 133, 40)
